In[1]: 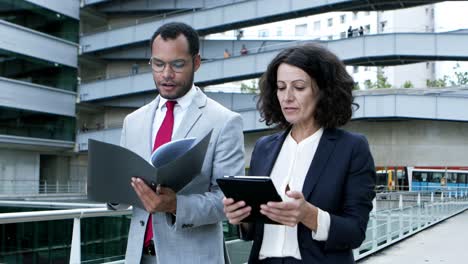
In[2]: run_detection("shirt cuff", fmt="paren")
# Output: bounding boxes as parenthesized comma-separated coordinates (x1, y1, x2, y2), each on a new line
(311, 207, 330, 241)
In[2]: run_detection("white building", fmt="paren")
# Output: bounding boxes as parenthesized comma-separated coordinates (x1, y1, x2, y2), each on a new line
(207, 1, 468, 91)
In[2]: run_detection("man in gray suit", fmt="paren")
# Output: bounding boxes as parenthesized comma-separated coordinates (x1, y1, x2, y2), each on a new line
(120, 22, 245, 263)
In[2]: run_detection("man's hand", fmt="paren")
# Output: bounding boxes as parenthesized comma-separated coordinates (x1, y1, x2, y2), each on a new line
(131, 177, 177, 214)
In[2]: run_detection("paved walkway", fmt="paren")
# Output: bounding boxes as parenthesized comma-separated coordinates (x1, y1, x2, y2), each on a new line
(358, 209, 468, 264)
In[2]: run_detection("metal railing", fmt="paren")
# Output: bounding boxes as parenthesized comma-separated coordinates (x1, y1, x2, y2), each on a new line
(354, 189, 468, 261)
(0, 189, 467, 263)
(0, 205, 131, 263)
(0, 180, 87, 196)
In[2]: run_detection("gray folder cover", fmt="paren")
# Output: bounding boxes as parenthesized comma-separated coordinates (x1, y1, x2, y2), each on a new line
(87, 131, 211, 209)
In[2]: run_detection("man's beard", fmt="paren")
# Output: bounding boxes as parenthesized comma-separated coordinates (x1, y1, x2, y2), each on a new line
(157, 70, 195, 100)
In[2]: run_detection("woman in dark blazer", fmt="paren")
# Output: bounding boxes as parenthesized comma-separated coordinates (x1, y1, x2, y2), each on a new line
(223, 44, 376, 264)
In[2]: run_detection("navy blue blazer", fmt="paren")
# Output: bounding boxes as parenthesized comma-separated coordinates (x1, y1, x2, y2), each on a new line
(246, 128, 376, 264)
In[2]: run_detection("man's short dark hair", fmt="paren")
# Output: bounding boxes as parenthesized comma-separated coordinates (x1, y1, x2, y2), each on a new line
(150, 22, 199, 56)
(257, 43, 357, 129)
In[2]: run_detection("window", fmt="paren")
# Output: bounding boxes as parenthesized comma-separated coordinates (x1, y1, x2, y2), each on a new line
(295, 24, 307, 36)
(353, 66, 358, 73)
(258, 29, 269, 37)
(340, 31, 346, 39)
(276, 27, 282, 36)
(327, 18, 333, 27)
(365, 24, 370, 33)
(340, 14, 346, 24)
(313, 21, 321, 31)
(328, 35, 333, 40)
(352, 11, 358, 20)
(380, 21, 387, 32)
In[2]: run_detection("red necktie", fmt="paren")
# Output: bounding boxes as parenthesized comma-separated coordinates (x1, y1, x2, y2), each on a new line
(144, 100, 176, 248)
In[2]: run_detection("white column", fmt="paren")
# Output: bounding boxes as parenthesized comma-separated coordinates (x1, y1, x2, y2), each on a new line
(70, 218, 81, 264)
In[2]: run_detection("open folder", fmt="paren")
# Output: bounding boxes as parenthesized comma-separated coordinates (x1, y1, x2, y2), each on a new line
(88, 131, 212, 210)
(217, 176, 283, 224)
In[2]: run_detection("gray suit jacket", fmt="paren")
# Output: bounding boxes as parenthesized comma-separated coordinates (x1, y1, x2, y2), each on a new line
(121, 88, 245, 264)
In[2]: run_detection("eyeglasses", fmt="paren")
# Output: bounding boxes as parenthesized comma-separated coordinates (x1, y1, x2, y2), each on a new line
(148, 57, 192, 73)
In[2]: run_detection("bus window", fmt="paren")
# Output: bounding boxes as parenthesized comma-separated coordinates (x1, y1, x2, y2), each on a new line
(421, 172, 428, 182)
(431, 172, 443, 183)
(376, 172, 388, 186)
(447, 173, 457, 183)
(458, 174, 467, 184)
(413, 172, 422, 181)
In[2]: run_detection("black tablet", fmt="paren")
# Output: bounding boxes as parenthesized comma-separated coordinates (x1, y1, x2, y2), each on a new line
(217, 176, 283, 225)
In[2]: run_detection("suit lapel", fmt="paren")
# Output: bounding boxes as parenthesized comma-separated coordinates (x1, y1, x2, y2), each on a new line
(144, 97, 160, 156)
(256, 128, 290, 177)
(173, 88, 206, 140)
(302, 128, 338, 199)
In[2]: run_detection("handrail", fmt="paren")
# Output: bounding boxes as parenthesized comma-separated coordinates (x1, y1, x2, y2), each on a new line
(80, 1, 249, 36)
(1, 190, 467, 263)
(80, 31, 467, 84)
(0, 207, 131, 224)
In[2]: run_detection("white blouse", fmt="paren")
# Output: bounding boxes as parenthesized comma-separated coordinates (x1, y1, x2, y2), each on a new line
(259, 128, 330, 260)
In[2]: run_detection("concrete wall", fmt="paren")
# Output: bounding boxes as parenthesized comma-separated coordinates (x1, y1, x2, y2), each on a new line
(243, 120, 468, 169)
(0, 149, 39, 194)
(344, 120, 468, 167)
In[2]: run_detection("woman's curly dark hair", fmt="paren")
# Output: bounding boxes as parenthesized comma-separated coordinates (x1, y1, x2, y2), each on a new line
(257, 43, 357, 129)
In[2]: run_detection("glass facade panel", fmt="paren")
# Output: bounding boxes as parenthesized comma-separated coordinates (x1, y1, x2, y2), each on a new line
(0, 206, 129, 263)
(0, 106, 75, 141)
(0, 207, 240, 263)
(0, 49, 77, 92)
(0, 0, 79, 43)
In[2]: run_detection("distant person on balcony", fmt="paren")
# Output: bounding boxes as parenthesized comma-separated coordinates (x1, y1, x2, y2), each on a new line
(223, 44, 376, 264)
(81, 123, 88, 132)
(240, 44, 249, 55)
(236, 29, 244, 40)
(114, 22, 245, 264)
(359, 26, 364, 36)
(132, 62, 139, 74)
(224, 49, 231, 58)
(347, 26, 353, 38)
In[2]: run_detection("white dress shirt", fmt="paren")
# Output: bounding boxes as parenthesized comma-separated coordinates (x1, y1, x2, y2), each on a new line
(259, 128, 331, 260)
(151, 85, 197, 146)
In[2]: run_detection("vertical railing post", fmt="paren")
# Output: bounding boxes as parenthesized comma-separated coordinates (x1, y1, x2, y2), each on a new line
(70, 217, 81, 263)
(409, 205, 413, 233)
(399, 194, 403, 209)
(417, 193, 421, 228)
(371, 199, 377, 249)
(399, 207, 403, 238)
(386, 213, 391, 243)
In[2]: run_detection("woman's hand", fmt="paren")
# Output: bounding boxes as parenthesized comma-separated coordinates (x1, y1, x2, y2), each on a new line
(223, 197, 252, 225)
(260, 191, 318, 229)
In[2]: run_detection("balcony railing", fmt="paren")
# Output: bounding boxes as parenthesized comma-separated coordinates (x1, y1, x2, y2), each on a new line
(0, 189, 467, 263)
(0, 180, 87, 196)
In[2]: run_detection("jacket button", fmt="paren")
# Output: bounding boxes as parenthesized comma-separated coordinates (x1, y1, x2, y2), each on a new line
(140, 220, 144, 226)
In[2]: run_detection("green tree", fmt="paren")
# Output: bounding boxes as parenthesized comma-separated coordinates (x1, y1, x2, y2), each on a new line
(353, 82, 361, 90)
(240, 79, 258, 93)
(363, 71, 392, 89)
(402, 80, 414, 88)
(450, 63, 468, 87)
(426, 75, 449, 88)
(375, 71, 392, 89)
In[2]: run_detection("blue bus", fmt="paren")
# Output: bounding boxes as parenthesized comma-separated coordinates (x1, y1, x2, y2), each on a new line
(407, 167, 468, 192)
